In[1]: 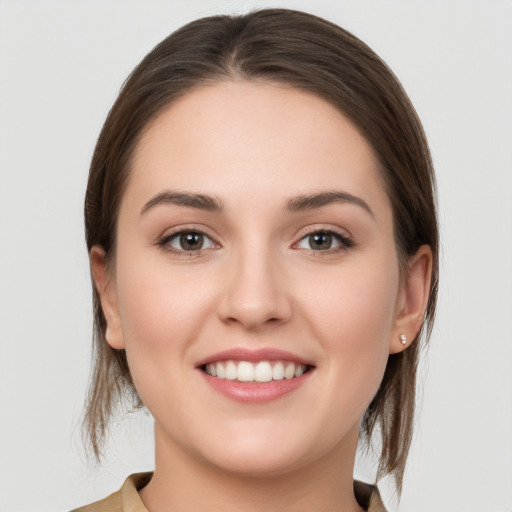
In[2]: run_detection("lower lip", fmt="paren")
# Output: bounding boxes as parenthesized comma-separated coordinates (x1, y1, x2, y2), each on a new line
(199, 370, 313, 403)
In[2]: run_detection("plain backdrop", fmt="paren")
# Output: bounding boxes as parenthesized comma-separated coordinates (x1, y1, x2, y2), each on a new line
(0, 1, 511, 511)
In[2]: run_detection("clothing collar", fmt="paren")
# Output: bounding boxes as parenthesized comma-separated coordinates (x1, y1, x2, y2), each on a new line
(117, 472, 387, 512)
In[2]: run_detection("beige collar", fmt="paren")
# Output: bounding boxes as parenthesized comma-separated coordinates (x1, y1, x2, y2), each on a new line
(73, 472, 387, 512)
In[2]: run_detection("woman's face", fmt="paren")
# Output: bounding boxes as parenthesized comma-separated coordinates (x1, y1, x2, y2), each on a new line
(94, 81, 410, 475)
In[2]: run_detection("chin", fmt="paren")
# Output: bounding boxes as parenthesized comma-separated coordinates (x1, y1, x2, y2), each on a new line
(201, 445, 308, 478)
(188, 420, 341, 478)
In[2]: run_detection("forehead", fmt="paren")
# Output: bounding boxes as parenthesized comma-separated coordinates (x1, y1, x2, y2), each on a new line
(126, 80, 390, 217)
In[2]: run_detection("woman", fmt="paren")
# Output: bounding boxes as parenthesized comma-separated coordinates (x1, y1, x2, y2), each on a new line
(75, 8, 438, 512)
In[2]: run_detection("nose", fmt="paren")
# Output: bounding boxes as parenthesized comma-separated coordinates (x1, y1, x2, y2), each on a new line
(217, 244, 292, 331)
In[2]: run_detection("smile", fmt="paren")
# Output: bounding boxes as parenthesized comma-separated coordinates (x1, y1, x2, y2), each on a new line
(197, 348, 315, 402)
(203, 360, 309, 383)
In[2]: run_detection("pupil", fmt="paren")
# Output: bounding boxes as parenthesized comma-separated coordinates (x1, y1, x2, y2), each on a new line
(180, 232, 203, 250)
(310, 233, 331, 250)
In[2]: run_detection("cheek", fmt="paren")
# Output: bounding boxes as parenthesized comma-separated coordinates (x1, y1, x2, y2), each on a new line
(113, 249, 216, 400)
(296, 256, 399, 414)
(116, 247, 210, 342)
(300, 257, 399, 342)
(114, 267, 221, 439)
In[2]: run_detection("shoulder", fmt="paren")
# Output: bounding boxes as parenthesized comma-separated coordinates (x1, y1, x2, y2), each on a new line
(354, 480, 387, 512)
(70, 472, 153, 512)
(70, 491, 122, 512)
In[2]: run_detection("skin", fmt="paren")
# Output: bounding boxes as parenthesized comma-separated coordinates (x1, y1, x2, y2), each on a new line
(91, 81, 432, 512)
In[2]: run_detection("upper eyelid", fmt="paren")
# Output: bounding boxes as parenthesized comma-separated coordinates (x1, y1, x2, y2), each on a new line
(292, 226, 354, 253)
(158, 229, 219, 255)
(156, 224, 353, 247)
(294, 224, 352, 241)
(158, 225, 218, 242)
(155, 227, 218, 255)
(163, 230, 215, 242)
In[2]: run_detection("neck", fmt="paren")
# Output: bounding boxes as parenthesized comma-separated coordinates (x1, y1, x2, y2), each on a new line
(139, 423, 365, 512)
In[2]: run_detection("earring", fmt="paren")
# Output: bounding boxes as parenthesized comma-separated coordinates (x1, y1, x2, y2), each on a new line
(400, 334, 407, 346)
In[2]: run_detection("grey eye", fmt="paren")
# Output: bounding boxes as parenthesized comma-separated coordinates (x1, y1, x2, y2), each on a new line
(168, 231, 215, 251)
(309, 233, 333, 250)
(296, 231, 343, 251)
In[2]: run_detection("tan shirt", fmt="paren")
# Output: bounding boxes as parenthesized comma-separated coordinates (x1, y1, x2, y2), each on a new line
(72, 472, 387, 512)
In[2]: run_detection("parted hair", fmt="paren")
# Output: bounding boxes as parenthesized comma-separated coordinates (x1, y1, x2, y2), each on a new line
(83, 8, 438, 494)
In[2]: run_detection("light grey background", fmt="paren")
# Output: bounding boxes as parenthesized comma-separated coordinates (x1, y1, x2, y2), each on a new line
(0, 1, 511, 511)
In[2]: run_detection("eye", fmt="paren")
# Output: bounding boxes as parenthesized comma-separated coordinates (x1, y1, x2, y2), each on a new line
(159, 230, 217, 254)
(295, 230, 353, 252)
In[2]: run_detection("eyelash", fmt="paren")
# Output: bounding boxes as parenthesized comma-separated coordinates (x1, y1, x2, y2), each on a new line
(157, 227, 354, 256)
(157, 228, 217, 257)
(294, 227, 354, 255)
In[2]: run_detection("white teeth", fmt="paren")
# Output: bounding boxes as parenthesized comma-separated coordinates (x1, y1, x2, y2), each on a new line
(216, 362, 225, 379)
(272, 362, 284, 380)
(205, 360, 308, 382)
(254, 362, 273, 382)
(225, 361, 237, 380)
(284, 362, 295, 379)
(237, 361, 254, 382)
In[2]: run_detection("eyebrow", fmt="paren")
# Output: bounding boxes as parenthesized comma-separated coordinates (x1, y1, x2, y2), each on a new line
(140, 191, 224, 216)
(140, 189, 373, 217)
(285, 191, 374, 217)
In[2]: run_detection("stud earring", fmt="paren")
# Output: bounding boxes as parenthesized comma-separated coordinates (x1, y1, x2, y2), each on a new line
(400, 334, 407, 345)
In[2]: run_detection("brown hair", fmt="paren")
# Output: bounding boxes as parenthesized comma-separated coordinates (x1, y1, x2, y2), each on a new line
(83, 8, 438, 494)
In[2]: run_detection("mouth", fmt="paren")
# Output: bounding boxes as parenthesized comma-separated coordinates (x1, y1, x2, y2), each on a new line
(201, 359, 313, 383)
(196, 348, 315, 403)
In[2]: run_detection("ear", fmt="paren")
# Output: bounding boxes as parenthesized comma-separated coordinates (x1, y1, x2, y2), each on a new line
(390, 245, 433, 354)
(89, 245, 125, 350)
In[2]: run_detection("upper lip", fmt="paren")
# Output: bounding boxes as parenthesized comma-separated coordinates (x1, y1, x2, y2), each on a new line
(195, 348, 315, 368)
